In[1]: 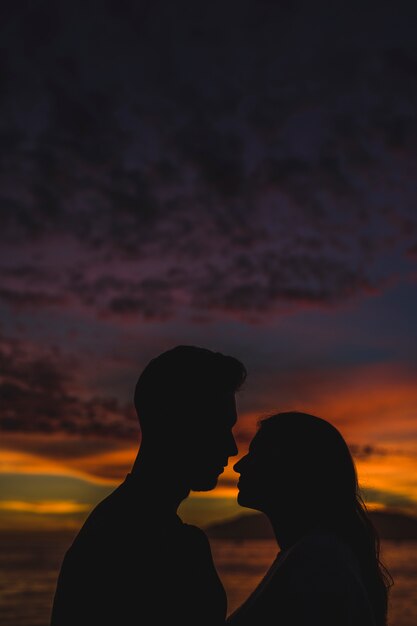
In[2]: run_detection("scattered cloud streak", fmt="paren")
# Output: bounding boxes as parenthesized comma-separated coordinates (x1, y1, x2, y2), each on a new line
(0, 500, 90, 515)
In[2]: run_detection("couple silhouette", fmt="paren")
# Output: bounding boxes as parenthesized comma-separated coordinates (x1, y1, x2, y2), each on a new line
(51, 345, 390, 626)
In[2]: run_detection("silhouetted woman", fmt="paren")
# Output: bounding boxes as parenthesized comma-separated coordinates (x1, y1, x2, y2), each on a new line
(228, 412, 392, 626)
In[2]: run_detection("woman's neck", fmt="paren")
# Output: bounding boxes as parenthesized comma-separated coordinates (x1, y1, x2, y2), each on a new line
(267, 510, 318, 551)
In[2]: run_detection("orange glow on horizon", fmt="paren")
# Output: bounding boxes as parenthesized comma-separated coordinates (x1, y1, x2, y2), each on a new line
(0, 500, 90, 515)
(2, 363, 417, 529)
(0, 446, 128, 486)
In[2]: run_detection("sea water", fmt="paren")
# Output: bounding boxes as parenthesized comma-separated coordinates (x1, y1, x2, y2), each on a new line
(0, 531, 415, 626)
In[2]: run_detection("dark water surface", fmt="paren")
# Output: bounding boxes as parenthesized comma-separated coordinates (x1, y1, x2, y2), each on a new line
(0, 531, 415, 626)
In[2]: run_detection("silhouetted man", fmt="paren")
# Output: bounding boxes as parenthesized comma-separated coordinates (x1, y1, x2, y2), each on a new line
(51, 345, 246, 626)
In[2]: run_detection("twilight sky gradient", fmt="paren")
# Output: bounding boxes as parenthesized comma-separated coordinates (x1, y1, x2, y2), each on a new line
(1, 0, 417, 529)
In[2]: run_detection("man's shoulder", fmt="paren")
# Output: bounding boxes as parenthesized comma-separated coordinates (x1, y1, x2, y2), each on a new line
(75, 488, 125, 532)
(180, 523, 211, 546)
(66, 480, 140, 552)
(68, 495, 209, 554)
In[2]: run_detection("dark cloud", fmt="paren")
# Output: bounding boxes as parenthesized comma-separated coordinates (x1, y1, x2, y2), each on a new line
(1, 1, 417, 324)
(76, 461, 133, 482)
(0, 333, 138, 438)
(349, 444, 388, 460)
(407, 244, 417, 260)
(0, 287, 66, 309)
(1, 434, 132, 461)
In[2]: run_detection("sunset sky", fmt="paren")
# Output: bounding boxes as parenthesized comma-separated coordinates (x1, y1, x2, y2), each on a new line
(1, 0, 417, 530)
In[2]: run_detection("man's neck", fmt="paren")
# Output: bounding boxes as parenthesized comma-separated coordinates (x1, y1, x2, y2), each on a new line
(130, 448, 190, 513)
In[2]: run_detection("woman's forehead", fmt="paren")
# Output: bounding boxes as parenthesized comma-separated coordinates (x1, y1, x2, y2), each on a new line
(249, 428, 271, 451)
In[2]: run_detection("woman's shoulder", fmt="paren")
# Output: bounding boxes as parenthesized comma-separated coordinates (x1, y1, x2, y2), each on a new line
(270, 531, 376, 625)
(290, 529, 356, 558)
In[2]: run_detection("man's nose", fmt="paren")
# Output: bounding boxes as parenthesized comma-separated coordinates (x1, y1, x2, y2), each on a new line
(233, 454, 246, 473)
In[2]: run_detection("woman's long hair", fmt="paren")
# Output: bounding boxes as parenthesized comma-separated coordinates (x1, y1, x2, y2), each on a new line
(259, 412, 393, 626)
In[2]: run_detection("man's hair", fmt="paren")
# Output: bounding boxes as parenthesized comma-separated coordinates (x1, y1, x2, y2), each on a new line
(134, 345, 246, 433)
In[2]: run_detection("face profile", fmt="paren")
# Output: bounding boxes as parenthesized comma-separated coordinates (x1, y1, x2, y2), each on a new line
(133, 345, 246, 495)
(233, 424, 300, 516)
(185, 391, 239, 491)
(234, 411, 358, 520)
(233, 427, 274, 512)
